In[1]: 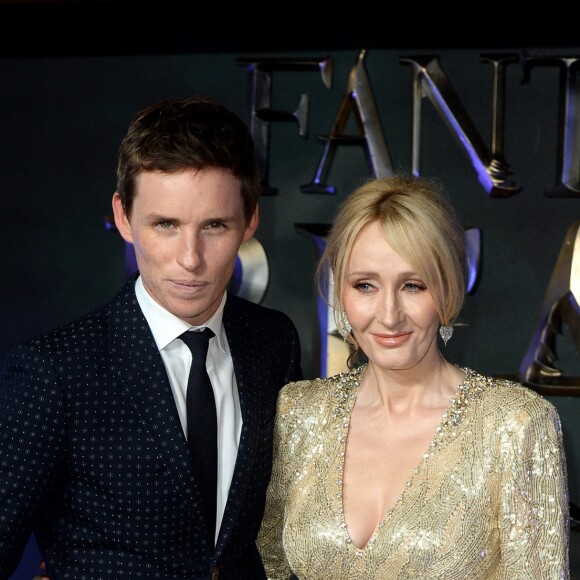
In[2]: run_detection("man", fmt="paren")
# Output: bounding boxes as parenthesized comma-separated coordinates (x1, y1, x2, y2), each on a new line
(0, 95, 303, 579)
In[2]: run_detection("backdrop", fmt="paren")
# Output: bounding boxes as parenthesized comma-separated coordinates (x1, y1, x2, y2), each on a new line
(1, 4, 579, 576)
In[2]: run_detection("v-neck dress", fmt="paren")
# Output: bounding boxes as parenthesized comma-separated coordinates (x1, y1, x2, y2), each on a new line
(256, 365, 569, 579)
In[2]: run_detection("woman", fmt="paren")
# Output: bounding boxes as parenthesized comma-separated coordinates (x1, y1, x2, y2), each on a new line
(256, 175, 569, 579)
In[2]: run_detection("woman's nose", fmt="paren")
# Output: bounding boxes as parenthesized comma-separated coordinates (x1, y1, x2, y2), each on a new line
(378, 292, 403, 326)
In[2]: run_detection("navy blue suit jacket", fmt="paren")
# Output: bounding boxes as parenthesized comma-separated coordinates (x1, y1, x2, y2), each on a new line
(0, 275, 303, 579)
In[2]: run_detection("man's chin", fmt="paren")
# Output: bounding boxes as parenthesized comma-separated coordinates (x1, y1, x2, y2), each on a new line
(174, 295, 224, 325)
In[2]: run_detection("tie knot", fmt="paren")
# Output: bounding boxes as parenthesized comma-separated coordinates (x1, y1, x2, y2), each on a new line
(179, 328, 215, 354)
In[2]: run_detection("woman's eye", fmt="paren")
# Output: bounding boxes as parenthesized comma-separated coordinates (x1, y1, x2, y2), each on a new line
(353, 282, 373, 293)
(405, 282, 426, 292)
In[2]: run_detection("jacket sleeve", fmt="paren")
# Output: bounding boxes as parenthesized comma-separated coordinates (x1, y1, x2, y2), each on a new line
(285, 318, 303, 384)
(0, 343, 67, 578)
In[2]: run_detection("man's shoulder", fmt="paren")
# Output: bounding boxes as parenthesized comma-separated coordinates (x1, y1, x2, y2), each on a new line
(225, 293, 295, 327)
(12, 277, 137, 352)
(223, 294, 301, 358)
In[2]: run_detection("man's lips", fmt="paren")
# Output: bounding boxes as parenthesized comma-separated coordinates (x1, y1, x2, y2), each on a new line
(171, 280, 208, 293)
(173, 280, 205, 287)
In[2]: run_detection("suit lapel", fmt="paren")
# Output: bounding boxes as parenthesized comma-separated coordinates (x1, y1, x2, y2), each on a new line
(108, 278, 192, 473)
(217, 298, 263, 548)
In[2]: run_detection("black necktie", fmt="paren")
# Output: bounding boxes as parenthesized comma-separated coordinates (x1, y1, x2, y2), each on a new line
(179, 328, 217, 545)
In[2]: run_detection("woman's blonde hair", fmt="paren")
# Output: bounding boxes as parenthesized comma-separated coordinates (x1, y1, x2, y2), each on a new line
(316, 174, 467, 361)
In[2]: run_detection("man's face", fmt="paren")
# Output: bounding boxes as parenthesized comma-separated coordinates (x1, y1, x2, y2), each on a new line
(113, 167, 258, 325)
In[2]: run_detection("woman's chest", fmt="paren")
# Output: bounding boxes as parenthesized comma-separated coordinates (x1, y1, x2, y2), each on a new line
(282, 425, 501, 579)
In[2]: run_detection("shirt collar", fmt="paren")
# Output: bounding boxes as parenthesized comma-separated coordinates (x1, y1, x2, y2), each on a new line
(134, 275, 227, 352)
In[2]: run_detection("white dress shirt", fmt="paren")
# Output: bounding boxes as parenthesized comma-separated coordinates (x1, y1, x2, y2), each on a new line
(134, 275, 242, 545)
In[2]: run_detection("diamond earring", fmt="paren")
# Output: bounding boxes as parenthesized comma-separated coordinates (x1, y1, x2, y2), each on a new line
(336, 309, 352, 341)
(439, 325, 453, 346)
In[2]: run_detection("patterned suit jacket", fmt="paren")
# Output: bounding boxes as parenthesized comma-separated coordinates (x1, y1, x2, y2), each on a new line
(0, 274, 303, 579)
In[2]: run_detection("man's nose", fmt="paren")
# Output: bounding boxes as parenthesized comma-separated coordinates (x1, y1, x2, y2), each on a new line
(178, 233, 204, 270)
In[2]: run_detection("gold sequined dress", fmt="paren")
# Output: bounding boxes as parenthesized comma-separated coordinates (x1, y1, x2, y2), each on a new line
(256, 366, 569, 579)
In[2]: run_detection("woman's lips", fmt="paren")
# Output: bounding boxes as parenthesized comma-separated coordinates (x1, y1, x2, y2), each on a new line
(372, 332, 411, 347)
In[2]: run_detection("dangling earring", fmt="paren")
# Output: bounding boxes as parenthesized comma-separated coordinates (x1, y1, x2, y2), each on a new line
(336, 309, 352, 341)
(439, 325, 453, 346)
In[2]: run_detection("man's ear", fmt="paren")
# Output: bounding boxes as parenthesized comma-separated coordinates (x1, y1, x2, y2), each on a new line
(243, 204, 259, 242)
(112, 192, 133, 244)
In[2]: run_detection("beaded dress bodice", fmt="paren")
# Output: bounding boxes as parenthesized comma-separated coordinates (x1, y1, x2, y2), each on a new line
(257, 366, 569, 579)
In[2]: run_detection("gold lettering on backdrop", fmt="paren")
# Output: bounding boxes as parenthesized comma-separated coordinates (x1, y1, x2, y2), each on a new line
(301, 49, 393, 194)
(400, 54, 520, 198)
(519, 221, 580, 394)
(480, 54, 520, 183)
(236, 56, 332, 195)
(239, 51, 580, 199)
(522, 54, 580, 198)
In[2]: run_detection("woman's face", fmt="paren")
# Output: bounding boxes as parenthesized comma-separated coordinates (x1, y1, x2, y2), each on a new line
(343, 220, 440, 371)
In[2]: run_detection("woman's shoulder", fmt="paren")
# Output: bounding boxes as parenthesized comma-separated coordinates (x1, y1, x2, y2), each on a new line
(462, 367, 559, 417)
(277, 365, 365, 415)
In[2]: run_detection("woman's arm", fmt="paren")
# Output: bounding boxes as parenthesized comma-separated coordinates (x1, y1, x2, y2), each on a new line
(498, 399, 570, 578)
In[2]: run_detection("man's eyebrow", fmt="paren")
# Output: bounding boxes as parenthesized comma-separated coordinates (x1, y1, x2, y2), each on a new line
(142, 212, 239, 224)
(203, 214, 238, 223)
(143, 212, 176, 221)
